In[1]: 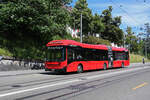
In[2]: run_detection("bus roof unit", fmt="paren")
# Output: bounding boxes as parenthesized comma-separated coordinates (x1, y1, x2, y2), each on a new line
(47, 40, 128, 51)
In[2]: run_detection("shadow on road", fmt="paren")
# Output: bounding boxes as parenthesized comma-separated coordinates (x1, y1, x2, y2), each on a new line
(40, 67, 126, 75)
(40, 71, 77, 75)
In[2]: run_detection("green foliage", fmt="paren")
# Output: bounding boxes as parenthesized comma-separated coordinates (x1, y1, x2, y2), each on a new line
(143, 23, 150, 56)
(101, 6, 124, 45)
(125, 26, 142, 54)
(0, 48, 13, 57)
(148, 54, 150, 59)
(0, 0, 137, 60)
(83, 36, 111, 45)
(71, 0, 93, 36)
(72, 3, 123, 46)
(90, 13, 105, 35)
(12, 46, 45, 60)
(130, 54, 150, 63)
(101, 6, 113, 25)
(0, 0, 72, 60)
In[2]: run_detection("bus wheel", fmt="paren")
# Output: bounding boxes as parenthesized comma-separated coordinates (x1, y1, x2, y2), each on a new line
(77, 64, 83, 73)
(103, 63, 107, 70)
(121, 63, 124, 68)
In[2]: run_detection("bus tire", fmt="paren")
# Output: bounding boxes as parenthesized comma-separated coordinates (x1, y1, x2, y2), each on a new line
(121, 62, 124, 68)
(77, 64, 83, 73)
(103, 63, 107, 70)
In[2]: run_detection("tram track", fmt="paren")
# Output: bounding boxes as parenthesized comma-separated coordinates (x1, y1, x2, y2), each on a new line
(0, 67, 127, 91)
(0, 65, 148, 93)
(47, 68, 150, 100)
(12, 66, 150, 100)
(0, 70, 109, 92)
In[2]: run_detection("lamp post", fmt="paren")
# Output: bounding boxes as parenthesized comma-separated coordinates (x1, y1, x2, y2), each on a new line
(80, 13, 82, 43)
(145, 39, 147, 58)
(123, 34, 126, 48)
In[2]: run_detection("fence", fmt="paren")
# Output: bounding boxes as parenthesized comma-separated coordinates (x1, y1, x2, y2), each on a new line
(0, 58, 44, 71)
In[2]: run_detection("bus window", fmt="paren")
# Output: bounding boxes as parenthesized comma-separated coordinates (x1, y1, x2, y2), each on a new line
(67, 48, 75, 63)
(46, 47, 66, 62)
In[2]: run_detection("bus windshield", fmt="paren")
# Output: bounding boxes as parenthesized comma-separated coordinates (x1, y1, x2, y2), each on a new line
(46, 47, 66, 62)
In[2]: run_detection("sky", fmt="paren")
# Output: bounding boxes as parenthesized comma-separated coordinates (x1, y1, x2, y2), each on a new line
(71, 0, 150, 33)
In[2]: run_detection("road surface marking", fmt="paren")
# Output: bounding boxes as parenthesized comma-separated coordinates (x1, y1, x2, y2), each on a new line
(132, 82, 148, 90)
(0, 79, 80, 98)
(87, 66, 150, 79)
(0, 66, 149, 98)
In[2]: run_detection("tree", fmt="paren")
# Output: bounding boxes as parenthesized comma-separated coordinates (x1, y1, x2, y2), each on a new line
(101, 6, 124, 45)
(125, 26, 132, 45)
(83, 36, 111, 45)
(90, 13, 105, 36)
(0, 0, 72, 59)
(125, 26, 141, 53)
(142, 23, 150, 58)
(71, 0, 93, 36)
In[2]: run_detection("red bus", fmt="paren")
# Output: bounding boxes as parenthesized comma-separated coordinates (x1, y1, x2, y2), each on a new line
(45, 40, 129, 73)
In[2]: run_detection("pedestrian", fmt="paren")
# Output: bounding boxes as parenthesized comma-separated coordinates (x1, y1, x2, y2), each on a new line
(142, 58, 145, 64)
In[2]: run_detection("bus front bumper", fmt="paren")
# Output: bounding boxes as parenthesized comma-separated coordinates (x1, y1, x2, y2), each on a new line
(45, 67, 66, 72)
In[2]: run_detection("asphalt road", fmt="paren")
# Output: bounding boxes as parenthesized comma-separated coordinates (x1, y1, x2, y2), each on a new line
(0, 63, 150, 100)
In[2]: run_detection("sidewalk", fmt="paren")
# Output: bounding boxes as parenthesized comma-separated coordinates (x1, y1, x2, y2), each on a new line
(0, 70, 45, 77)
(130, 62, 150, 67)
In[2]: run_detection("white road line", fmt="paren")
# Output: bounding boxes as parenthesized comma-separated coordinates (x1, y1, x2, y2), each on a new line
(87, 66, 150, 79)
(0, 79, 80, 98)
(0, 66, 149, 98)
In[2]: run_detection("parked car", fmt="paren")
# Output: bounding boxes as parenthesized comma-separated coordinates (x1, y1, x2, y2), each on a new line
(31, 63, 44, 70)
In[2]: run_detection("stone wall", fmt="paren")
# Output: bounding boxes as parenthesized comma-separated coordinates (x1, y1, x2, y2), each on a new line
(0, 59, 44, 71)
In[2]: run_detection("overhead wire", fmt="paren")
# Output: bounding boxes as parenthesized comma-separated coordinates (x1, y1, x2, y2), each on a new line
(109, 0, 150, 34)
(135, 0, 150, 31)
(109, 0, 142, 26)
(135, 0, 150, 8)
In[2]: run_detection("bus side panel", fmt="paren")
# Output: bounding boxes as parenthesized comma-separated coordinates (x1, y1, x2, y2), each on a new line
(124, 60, 130, 66)
(66, 62, 77, 72)
(66, 61, 109, 72)
(113, 60, 129, 67)
(84, 61, 96, 70)
(113, 60, 123, 67)
(87, 61, 108, 70)
(113, 60, 118, 67)
(66, 61, 89, 72)
(100, 61, 109, 69)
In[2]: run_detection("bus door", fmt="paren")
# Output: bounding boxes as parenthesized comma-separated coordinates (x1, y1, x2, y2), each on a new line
(108, 46, 113, 68)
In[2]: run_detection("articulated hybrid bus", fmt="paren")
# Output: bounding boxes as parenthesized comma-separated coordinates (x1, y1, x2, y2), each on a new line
(45, 40, 129, 73)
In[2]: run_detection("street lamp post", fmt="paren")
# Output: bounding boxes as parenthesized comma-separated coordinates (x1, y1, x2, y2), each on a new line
(123, 34, 126, 48)
(145, 40, 147, 58)
(80, 13, 82, 43)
